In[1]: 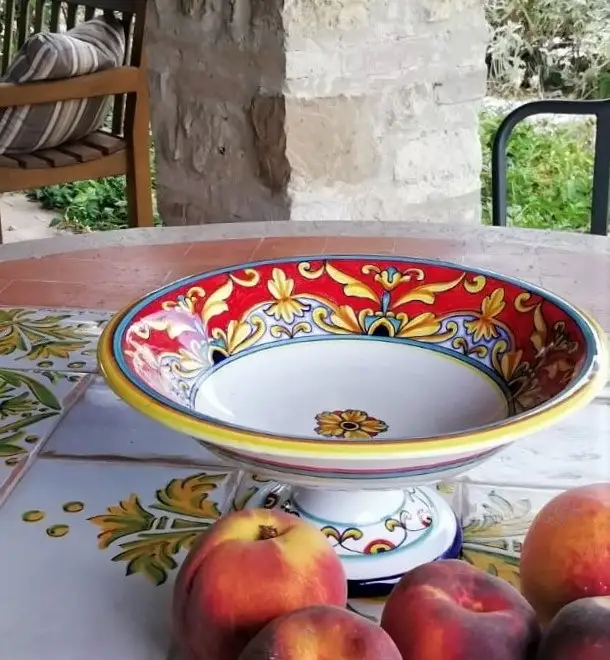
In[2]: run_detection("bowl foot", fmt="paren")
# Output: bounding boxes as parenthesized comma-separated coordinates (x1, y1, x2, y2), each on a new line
(242, 481, 462, 598)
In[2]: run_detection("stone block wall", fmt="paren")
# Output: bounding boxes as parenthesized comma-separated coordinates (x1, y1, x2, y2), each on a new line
(146, 0, 489, 225)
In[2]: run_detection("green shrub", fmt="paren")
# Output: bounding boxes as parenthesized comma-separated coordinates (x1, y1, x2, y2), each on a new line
(28, 176, 132, 232)
(480, 111, 595, 231)
(26, 146, 160, 232)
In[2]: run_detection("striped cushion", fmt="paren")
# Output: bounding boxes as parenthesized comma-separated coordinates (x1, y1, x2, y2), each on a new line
(0, 15, 125, 156)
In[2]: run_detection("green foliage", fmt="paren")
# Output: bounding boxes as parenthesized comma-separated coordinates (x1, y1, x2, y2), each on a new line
(27, 177, 131, 232)
(480, 111, 595, 232)
(485, 0, 610, 98)
(26, 149, 161, 232)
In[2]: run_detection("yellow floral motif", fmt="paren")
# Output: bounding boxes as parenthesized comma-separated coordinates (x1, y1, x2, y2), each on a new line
(312, 306, 457, 343)
(87, 472, 227, 585)
(210, 317, 266, 359)
(269, 322, 312, 339)
(0, 308, 100, 365)
(161, 287, 206, 315)
(464, 288, 506, 342)
(361, 265, 425, 291)
(265, 268, 310, 324)
(315, 409, 388, 439)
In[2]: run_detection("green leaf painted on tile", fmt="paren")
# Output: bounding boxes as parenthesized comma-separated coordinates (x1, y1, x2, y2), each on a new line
(0, 308, 98, 362)
(0, 392, 39, 418)
(113, 530, 207, 585)
(26, 341, 89, 361)
(152, 473, 225, 519)
(0, 440, 28, 457)
(232, 485, 258, 511)
(0, 411, 59, 435)
(88, 494, 156, 548)
(89, 473, 227, 585)
(0, 370, 61, 410)
(170, 517, 210, 530)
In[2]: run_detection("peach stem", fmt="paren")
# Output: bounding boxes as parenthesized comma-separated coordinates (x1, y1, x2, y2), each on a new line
(258, 525, 279, 540)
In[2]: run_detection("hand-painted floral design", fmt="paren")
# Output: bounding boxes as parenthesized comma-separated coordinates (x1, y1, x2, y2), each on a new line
(87, 471, 230, 585)
(117, 256, 589, 428)
(0, 369, 85, 471)
(314, 409, 388, 439)
(0, 307, 109, 370)
(264, 268, 310, 324)
(464, 288, 506, 342)
(461, 489, 535, 590)
(321, 492, 435, 556)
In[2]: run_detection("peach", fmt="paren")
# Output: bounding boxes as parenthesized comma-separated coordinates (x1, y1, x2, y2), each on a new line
(380, 559, 540, 660)
(173, 508, 347, 660)
(536, 596, 610, 660)
(520, 483, 610, 625)
(238, 605, 402, 660)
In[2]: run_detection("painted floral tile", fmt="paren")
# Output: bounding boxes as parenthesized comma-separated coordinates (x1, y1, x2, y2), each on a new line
(0, 306, 111, 373)
(463, 395, 610, 489)
(42, 376, 231, 466)
(0, 457, 239, 660)
(460, 483, 566, 591)
(0, 369, 90, 498)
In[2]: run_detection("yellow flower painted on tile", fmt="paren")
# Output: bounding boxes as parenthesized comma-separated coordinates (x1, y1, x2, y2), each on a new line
(315, 409, 388, 439)
(264, 268, 310, 324)
(464, 288, 506, 342)
(88, 472, 229, 586)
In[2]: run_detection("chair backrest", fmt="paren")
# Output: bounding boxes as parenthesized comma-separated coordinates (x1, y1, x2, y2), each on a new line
(0, 0, 146, 134)
(491, 99, 610, 237)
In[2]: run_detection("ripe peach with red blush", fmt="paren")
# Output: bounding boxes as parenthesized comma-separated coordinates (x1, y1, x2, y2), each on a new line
(173, 509, 347, 660)
(238, 605, 402, 660)
(536, 596, 610, 660)
(520, 483, 610, 625)
(380, 559, 540, 660)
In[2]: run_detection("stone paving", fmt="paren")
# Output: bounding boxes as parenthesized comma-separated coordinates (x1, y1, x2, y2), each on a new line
(0, 193, 63, 243)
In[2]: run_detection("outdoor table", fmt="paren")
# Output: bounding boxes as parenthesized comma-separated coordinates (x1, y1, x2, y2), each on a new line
(0, 220, 607, 659)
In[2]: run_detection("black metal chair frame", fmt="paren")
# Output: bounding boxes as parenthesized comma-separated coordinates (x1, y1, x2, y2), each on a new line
(491, 99, 610, 236)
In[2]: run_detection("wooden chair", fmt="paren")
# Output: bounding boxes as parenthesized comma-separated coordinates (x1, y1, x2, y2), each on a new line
(0, 0, 153, 242)
(491, 98, 610, 236)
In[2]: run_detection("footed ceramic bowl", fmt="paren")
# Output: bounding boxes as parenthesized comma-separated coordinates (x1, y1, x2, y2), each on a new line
(98, 255, 607, 595)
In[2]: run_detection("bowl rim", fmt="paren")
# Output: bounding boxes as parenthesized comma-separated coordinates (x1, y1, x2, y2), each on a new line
(98, 254, 609, 460)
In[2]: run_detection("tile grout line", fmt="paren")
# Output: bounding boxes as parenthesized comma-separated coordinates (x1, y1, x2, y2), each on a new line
(0, 374, 95, 510)
(38, 451, 241, 473)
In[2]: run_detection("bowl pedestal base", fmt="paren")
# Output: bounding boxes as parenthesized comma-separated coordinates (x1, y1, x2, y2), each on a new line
(242, 481, 462, 598)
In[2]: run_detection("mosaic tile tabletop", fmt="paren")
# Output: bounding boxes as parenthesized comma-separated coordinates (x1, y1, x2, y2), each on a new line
(0, 306, 608, 659)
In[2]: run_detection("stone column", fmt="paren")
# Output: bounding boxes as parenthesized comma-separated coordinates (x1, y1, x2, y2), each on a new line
(146, 0, 488, 225)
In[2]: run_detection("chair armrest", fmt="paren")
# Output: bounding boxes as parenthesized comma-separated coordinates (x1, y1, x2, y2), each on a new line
(0, 66, 142, 109)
